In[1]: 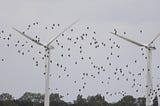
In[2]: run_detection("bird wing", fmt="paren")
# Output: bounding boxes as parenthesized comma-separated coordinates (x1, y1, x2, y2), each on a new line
(110, 32, 147, 47)
(47, 19, 80, 46)
(13, 27, 45, 47)
(148, 33, 160, 46)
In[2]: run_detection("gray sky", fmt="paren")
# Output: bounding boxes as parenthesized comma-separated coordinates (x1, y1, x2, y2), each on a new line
(0, 0, 160, 103)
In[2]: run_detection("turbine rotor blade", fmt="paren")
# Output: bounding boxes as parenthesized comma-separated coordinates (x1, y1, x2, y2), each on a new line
(47, 19, 80, 46)
(148, 33, 160, 46)
(13, 27, 45, 47)
(110, 32, 147, 47)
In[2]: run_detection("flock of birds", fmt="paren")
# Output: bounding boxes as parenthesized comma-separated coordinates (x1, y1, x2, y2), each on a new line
(0, 22, 160, 103)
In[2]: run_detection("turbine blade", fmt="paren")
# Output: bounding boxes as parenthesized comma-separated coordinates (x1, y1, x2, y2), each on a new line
(148, 33, 160, 46)
(110, 32, 147, 47)
(13, 27, 45, 47)
(47, 19, 80, 46)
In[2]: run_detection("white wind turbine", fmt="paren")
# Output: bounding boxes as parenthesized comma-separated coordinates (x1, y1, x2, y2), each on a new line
(110, 31, 160, 106)
(13, 20, 79, 106)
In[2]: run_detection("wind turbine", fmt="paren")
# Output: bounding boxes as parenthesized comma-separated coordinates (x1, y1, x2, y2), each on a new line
(110, 31, 160, 106)
(13, 20, 79, 106)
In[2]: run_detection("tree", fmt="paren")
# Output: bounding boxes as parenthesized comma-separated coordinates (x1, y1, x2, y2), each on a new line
(87, 94, 108, 106)
(136, 97, 146, 106)
(116, 95, 136, 106)
(50, 93, 68, 106)
(74, 94, 87, 106)
(153, 95, 158, 106)
(50, 93, 61, 102)
(0, 101, 3, 106)
(0, 93, 14, 101)
(3, 100, 18, 106)
(19, 92, 44, 103)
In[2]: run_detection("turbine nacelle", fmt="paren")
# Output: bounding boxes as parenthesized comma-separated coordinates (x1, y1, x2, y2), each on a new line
(44, 45, 54, 50)
(142, 44, 156, 50)
(146, 46, 156, 50)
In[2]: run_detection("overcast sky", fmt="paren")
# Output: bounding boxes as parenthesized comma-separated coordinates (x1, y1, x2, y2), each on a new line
(0, 0, 160, 103)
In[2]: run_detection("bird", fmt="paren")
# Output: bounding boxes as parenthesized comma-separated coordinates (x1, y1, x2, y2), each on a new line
(140, 30, 142, 33)
(75, 61, 78, 64)
(1, 30, 4, 33)
(114, 29, 117, 35)
(1, 59, 4, 61)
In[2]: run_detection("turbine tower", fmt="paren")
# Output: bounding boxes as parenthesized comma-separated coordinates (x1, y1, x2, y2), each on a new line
(13, 20, 79, 106)
(110, 31, 160, 106)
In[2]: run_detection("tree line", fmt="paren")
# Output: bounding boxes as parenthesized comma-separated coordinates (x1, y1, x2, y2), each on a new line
(0, 92, 158, 106)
